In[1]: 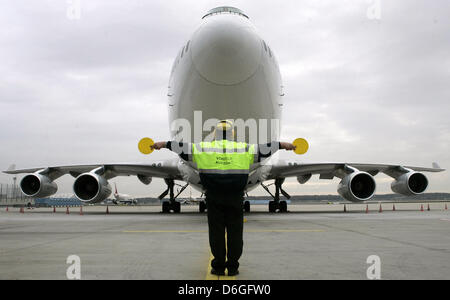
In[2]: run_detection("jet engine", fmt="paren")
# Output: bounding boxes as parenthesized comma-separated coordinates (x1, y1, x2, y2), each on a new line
(391, 172, 428, 196)
(337, 171, 376, 202)
(297, 174, 312, 184)
(20, 173, 58, 198)
(73, 173, 112, 203)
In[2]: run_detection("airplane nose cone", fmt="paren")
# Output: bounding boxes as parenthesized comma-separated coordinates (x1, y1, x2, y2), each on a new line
(191, 17, 262, 85)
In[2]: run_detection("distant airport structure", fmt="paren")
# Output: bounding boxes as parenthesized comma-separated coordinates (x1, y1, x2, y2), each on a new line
(34, 197, 82, 207)
(0, 182, 27, 205)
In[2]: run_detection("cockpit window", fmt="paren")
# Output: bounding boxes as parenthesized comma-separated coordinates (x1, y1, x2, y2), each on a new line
(202, 6, 249, 19)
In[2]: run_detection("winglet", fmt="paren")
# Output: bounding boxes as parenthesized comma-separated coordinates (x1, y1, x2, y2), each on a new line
(6, 164, 16, 172)
(432, 162, 441, 169)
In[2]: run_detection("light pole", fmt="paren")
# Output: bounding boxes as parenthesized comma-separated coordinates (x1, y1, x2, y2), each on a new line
(13, 177, 17, 204)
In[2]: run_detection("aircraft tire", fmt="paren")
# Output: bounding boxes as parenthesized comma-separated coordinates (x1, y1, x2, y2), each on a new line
(244, 201, 250, 213)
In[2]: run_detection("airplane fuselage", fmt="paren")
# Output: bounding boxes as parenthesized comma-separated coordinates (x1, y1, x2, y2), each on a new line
(167, 9, 283, 192)
(168, 11, 283, 144)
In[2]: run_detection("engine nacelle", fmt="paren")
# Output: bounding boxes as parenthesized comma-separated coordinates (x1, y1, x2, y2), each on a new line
(391, 172, 428, 196)
(137, 174, 152, 185)
(20, 174, 58, 198)
(73, 173, 111, 203)
(297, 174, 312, 184)
(338, 172, 376, 202)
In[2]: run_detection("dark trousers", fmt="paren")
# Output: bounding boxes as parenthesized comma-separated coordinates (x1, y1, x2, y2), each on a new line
(206, 192, 244, 271)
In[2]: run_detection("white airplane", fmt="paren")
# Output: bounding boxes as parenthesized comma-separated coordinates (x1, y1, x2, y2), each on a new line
(4, 6, 444, 213)
(111, 183, 137, 205)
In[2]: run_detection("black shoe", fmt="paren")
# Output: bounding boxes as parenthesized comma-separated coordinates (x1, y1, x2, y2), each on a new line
(211, 268, 225, 276)
(227, 269, 239, 276)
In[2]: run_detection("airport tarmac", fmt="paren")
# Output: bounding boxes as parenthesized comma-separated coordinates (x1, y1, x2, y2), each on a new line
(0, 202, 449, 280)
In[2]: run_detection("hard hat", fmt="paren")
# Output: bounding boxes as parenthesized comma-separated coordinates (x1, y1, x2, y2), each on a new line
(216, 120, 233, 131)
(215, 120, 235, 140)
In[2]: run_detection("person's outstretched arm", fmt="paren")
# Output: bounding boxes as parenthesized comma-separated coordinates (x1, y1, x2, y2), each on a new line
(256, 141, 296, 162)
(151, 141, 168, 150)
(151, 141, 192, 161)
(279, 142, 296, 151)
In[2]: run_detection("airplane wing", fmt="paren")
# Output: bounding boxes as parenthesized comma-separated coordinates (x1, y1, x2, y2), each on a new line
(3, 160, 184, 203)
(263, 161, 445, 203)
(268, 162, 445, 180)
(3, 162, 182, 181)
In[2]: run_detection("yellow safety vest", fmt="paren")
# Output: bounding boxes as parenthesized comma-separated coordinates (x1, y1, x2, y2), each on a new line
(192, 140, 257, 174)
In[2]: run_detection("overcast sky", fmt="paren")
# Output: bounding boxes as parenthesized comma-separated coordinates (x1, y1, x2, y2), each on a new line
(0, 0, 449, 197)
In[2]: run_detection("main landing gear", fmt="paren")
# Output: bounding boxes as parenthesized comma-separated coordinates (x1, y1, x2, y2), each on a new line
(159, 179, 188, 213)
(261, 178, 290, 213)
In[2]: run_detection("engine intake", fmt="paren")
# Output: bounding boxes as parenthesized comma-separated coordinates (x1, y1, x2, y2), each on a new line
(20, 174, 58, 198)
(73, 173, 111, 203)
(391, 172, 428, 196)
(338, 172, 376, 202)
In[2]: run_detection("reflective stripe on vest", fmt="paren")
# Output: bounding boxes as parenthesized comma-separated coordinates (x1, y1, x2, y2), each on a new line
(192, 140, 256, 174)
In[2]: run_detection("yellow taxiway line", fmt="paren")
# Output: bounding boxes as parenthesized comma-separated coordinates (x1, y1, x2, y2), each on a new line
(205, 233, 236, 280)
(122, 228, 324, 280)
(205, 252, 236, 280)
